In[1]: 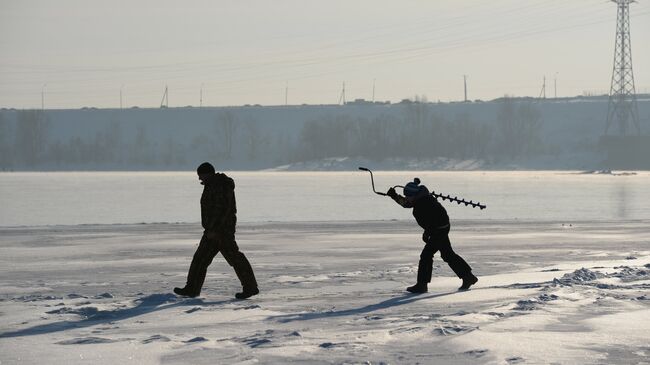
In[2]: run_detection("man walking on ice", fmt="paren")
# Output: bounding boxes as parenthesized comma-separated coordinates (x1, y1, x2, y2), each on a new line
(387, 178, 478, 293)
(174, 162, 259, 299)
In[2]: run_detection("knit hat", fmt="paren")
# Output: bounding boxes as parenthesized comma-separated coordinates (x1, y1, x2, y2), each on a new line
(197, 162, 215, 175)
(403, 178, 428, 197)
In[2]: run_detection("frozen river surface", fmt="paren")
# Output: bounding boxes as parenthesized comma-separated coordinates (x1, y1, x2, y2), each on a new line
(1, 171, 649, 364)
(1, 171, 649, 227)
(0, 220, 648, 364)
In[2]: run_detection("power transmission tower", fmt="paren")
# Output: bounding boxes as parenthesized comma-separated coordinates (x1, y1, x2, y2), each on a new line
(338, 82, 346, 105)
(605, 0, 640, 136)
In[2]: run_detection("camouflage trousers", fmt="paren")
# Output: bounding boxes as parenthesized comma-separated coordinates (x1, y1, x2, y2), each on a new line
(184, 233, 258, 295)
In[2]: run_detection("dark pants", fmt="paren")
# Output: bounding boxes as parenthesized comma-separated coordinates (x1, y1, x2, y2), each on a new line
(185, 234, 257, 295)
(418, 226, 472, 284)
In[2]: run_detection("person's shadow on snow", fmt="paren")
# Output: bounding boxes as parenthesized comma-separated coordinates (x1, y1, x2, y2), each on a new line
(270, 291, 457, 323)
(0, 293, 234, 338)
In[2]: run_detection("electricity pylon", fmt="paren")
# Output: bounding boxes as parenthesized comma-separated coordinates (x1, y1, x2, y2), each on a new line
(605, 0, 640, 136)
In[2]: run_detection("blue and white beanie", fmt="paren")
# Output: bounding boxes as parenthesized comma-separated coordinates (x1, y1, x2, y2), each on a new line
(403, 178, 428, 197)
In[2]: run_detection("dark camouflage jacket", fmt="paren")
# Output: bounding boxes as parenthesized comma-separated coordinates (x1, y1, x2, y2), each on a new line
(201, 173, 237, 235)
(392, 193, 449, 233)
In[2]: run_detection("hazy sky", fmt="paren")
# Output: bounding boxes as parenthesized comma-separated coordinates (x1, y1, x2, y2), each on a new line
(1, 0, 649, 109)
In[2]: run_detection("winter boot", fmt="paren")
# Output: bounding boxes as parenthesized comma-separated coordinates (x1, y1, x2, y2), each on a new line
(235, 287, 259, 300)
(459, 273, 478, 291)
(173, 286, 199, 298)
(406, 283, 428, 294)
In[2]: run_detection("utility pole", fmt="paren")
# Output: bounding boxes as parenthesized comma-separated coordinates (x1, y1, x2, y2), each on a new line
(605, 0, 640, 136)
(200, 83, 203, 107)
(160, 85, 169, 108)
(120, 84, 124, 109)
(41, 83, 46, 110)
(538, 76, 546, 99)
(372, 79, 376, 103)
(554, 73, 558, 99)
(463, 75, 468, 102)
(285, 81, 288, 106)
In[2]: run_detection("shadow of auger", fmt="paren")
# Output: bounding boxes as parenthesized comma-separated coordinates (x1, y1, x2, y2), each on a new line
(269, 291, 458, 323)
(0, 293, 235, 339)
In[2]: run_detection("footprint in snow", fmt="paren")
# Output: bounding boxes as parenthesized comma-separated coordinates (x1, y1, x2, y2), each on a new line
(464, 349, 488, 358)
(56, 336, 119, 345)
(243, 338, 272, 348)
(184, 336, 208, 343)
(142, 334, 171, 344)
(506, 356, 525, 364)
(94, 293, 114, 299)
(434, 325, 477, 336)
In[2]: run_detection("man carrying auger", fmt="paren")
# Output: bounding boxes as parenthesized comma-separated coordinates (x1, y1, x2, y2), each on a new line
(387, 178, 478, 293)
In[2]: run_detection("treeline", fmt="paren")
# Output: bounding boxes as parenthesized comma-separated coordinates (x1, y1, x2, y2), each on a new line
(298, 99, 543, 162)
(0, 99, 544, 170)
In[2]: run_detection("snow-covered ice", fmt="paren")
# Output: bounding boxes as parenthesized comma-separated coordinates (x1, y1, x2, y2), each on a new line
(1, 220, 648, 364)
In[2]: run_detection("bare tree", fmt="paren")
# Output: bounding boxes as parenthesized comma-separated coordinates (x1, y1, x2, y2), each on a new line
(214, 111, 237, 159)
(16, 110, 48, 167)
(496, 98, 543, 159)
(0, 113, 12, 169)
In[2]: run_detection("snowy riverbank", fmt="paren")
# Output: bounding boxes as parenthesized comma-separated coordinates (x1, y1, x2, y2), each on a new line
(1, 220, 649, 364)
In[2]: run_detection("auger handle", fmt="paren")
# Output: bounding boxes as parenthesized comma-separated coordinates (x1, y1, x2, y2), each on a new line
(358, 167, 387, 196)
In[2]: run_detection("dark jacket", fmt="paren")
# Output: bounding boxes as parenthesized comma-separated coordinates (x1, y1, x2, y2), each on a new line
(201, 173, 237, 235)
(392, 193, 449, 234)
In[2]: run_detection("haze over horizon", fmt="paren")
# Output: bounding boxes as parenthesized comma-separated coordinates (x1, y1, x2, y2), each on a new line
(1, 0, 649, 109)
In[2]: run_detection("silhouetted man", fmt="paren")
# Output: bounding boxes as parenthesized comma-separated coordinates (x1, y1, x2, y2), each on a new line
(387, 178, 478, 293)
(174, 162, 259, 299)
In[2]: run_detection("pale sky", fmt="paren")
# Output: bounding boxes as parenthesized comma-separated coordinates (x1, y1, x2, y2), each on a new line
(1, 0, 649, 109)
